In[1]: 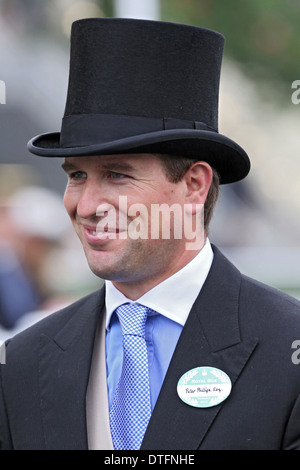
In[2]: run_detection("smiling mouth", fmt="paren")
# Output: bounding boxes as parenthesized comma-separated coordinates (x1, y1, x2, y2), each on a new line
(89, 228, 125, 234)
(84, 226, 127, 239)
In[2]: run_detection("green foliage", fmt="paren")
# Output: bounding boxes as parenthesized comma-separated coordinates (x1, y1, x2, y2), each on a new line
(100, 0, 115, 18)
(161, 0, 300, 100)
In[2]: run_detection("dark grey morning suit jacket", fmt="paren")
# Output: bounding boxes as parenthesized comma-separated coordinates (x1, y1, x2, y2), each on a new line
(1, 246, 300, 450)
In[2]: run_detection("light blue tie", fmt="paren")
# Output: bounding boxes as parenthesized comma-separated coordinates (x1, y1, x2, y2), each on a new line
(109, 303, 152, 450)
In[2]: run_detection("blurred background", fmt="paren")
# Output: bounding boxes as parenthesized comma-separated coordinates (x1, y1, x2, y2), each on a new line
(0, 0, 299, 339)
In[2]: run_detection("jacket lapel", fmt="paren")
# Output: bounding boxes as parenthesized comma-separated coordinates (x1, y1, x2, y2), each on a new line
(142, 247, 258, 450)
(38, 288, 105, 450)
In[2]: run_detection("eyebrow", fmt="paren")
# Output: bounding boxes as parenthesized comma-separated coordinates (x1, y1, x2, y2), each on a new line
(61, 160, 137, 174)
(101, 162, 136, 173)
(61, 161, 78, 173)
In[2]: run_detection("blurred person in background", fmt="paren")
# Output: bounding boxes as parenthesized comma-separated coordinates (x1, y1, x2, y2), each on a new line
(0, 185, 70, 332)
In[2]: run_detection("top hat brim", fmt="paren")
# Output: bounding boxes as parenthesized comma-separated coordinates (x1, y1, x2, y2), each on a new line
(27, 129, 250, 184)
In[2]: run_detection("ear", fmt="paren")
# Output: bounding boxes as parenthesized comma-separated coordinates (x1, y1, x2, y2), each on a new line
(184, 161, 213, 214)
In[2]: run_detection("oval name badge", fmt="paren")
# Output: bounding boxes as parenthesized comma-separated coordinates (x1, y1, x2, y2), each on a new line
(177, 366, 232, 408)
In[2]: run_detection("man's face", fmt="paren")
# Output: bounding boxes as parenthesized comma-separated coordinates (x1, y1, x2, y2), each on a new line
(62, 153, 204, 297)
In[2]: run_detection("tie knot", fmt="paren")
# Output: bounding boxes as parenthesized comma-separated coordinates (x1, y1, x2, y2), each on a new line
(116, 303, 148, 337)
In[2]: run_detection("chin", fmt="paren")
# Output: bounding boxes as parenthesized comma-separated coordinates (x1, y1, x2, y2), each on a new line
(85, 254, 122, 281)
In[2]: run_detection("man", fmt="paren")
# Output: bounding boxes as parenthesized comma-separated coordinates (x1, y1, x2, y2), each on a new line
(1, 18, 300, 450)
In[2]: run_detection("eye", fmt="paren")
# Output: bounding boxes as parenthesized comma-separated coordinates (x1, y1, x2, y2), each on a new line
(69, 171, 87, 180)
(108, 171, 127, 179)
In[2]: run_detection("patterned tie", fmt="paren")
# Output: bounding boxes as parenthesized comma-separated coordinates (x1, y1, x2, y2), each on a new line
(109, 303, 152, 450)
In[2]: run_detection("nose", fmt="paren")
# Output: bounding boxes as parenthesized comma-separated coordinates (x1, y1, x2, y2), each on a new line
(76, 178, 104, 221)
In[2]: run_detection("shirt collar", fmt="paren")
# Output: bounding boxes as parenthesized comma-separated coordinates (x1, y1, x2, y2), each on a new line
(105, 239, 213, 329)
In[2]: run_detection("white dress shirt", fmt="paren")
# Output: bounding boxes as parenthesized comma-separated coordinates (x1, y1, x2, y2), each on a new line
(105, 239, 214, 409)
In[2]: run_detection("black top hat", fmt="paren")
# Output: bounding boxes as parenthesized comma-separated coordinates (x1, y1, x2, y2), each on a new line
(27, 18, 250, 184)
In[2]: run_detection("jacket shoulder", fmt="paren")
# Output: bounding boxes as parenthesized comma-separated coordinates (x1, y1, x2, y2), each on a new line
(240, 273, 300, 314)
(212, 245, 300, 334)
(4, 288, 104, 361)
(212, 244, 300, 314)
(238, 273, 300, 347)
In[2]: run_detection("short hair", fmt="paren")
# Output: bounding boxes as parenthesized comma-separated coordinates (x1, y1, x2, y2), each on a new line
(156, 154, 220, 234)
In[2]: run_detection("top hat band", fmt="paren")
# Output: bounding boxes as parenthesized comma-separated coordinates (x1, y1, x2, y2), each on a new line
(60, 113, 217, 148)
